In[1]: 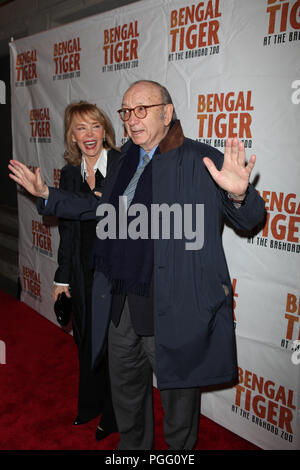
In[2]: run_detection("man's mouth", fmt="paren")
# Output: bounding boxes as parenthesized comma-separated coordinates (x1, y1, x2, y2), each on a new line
(130, 129, 144, 137)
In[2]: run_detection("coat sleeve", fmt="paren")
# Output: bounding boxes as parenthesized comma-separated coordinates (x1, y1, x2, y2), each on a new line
(53, 167, 74, 284)
(37, 187, 101, 220)
(219, 184, 266, 232)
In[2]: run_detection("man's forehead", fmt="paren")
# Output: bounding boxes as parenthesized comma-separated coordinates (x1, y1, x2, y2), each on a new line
(122, 83, 161, 105)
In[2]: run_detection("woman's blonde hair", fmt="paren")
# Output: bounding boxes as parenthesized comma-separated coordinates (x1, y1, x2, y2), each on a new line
(63, 101, 117, 166)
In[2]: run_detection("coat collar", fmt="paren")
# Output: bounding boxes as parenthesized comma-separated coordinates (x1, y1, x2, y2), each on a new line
(120, 120, 185, 158)
(158, 120, 185, 154)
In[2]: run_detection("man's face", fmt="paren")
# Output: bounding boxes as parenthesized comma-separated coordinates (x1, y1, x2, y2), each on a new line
(122, 82, 173, 153)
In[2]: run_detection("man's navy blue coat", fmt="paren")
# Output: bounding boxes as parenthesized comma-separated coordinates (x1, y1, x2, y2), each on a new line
(38, 121, 265, 390)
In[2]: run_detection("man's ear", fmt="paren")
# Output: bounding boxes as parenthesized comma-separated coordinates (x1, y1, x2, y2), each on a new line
(163, 104, 174, 126)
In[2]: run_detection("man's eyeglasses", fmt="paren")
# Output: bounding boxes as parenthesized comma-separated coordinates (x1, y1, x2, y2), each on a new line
(117, 103, 166, 122)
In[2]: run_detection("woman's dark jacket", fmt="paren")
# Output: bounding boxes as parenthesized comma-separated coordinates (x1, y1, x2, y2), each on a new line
(53, 148, 120, 346)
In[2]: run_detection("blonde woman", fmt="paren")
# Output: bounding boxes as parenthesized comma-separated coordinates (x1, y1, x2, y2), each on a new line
(53, 101, 119, 441)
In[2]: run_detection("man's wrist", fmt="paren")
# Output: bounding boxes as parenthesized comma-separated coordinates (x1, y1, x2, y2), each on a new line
(39, 184, 49, 199)
(227, 192, 246, 203)
(41, 185, 49, 199)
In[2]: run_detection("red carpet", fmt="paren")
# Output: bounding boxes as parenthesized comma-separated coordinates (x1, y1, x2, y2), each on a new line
(0, 290, 260, 451)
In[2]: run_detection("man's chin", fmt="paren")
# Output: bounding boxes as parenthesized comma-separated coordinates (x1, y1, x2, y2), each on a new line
(130, 135, 146, 146)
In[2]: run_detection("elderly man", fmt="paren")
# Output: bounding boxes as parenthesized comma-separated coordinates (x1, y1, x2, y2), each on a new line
(9, 80, 265, 450)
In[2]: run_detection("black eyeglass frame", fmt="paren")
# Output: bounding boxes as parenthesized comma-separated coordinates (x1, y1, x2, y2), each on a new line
(117, 103, 166, 121)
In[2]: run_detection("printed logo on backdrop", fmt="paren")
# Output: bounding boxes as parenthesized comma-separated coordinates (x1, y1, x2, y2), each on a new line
(281, 292, 300, 360)
(15, 49, 38, 87)
(102, 20, 139, 72)
(168, 0, 221, 63)
(232, 367, 296, 445)
(247, 190, 300, 254)
(32, 219, 53, 258)
(29, 108, 51, 144)
(196, 90, 254, 149)
(22, 265, 41, 301)
(53, 168, 61, 188)
(53, 37, 81, 81)
(264, 0, 300, 46)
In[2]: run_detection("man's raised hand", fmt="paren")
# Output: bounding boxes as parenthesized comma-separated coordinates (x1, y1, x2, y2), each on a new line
(203, 138, 256, 201)
(9, 160, 49, 199)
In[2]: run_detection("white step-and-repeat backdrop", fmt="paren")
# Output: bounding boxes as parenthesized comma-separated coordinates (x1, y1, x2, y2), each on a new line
(9, 0, 300, 450)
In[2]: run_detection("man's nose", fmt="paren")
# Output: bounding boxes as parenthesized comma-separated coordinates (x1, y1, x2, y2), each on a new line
(127, 109, 139, 125)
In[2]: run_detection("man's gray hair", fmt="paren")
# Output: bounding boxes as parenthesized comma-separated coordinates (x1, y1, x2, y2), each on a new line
(130, 80, 177, 121)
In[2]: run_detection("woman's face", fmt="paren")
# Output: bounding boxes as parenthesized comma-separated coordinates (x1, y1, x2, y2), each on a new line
(71, 113, 105, 160)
